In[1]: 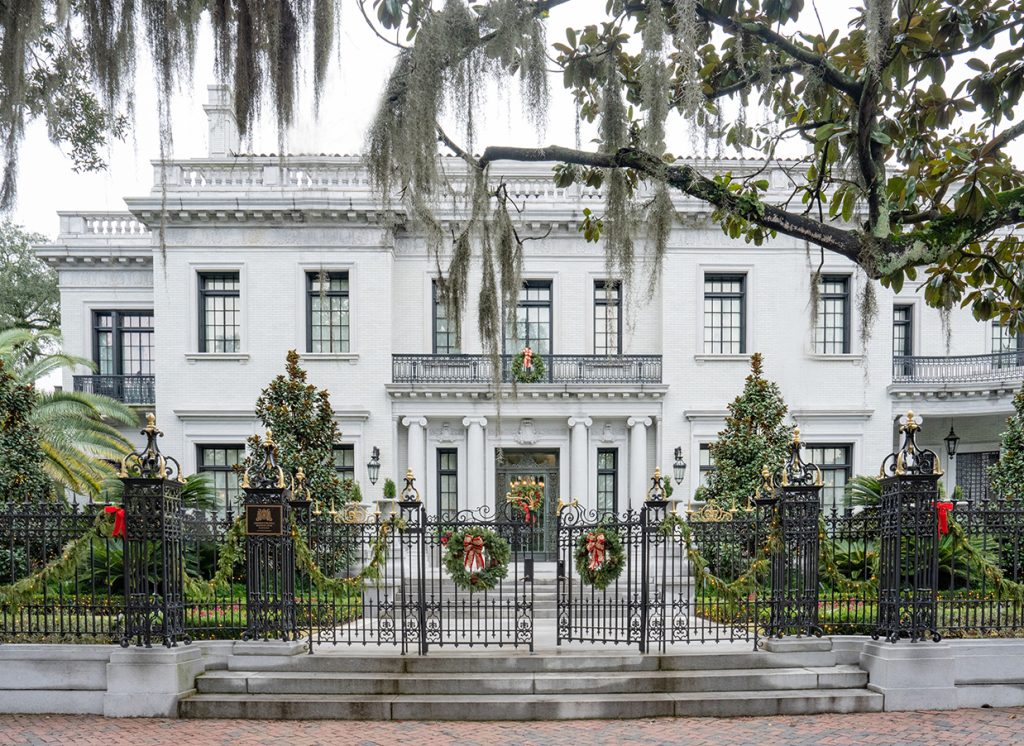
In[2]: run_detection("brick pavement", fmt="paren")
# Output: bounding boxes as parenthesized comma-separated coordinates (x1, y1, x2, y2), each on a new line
(0, 709, 1021, 746)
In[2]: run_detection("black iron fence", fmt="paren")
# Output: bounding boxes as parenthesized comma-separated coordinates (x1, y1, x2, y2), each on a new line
(892, 351, 1024, 384)
(73, 374, 156, 405)
(391, 354, 663, 385)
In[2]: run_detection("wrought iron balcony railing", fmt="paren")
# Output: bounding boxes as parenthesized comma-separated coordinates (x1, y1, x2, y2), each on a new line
(73, 375, 156, 405)
(392, 354, 663, 385)
(892, 351, 1024, 384)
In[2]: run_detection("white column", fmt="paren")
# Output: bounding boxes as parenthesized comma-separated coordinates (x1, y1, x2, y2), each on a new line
(567, 417, 593, 508)
(462, 417, 488, 512)
(402, 416, 427, 495)
(628, 417, 652, 510)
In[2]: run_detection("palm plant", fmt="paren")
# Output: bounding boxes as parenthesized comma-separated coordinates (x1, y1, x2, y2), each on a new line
(0, 328, 136, 497)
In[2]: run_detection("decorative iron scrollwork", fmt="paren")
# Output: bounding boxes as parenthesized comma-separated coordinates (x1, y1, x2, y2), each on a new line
(778, 428, 823, 488)
(241, 430, 287, 490)
(119, 412, 183, 482)
(879, 411, 943, 477)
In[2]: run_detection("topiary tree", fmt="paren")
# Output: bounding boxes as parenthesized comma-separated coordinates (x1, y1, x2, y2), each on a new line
(703, 353, 793, 509)
(988, 384, 1024, 502)
(240, 350, 347, 505)
(0, 359, 53, 504)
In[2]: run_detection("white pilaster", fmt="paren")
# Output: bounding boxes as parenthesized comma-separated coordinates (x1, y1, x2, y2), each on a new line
(567, 417, 593, 508)
(628, 416, 652, 510)
(462, 417, 488, 512)
(402, 416, 428, 494)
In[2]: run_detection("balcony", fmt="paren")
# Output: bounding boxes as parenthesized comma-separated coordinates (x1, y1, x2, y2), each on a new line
(892, 352, 1024, 385)
(392, 354, 663, 385)
(73, 375, 155, 405)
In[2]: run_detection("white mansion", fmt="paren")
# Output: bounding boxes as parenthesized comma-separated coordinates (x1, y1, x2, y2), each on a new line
(38, 87, 1022, 517)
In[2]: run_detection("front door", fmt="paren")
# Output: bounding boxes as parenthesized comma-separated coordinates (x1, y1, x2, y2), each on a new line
(495, 450, 559, 561)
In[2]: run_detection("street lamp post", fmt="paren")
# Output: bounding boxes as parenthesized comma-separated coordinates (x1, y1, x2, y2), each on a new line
(944, 425, 960, 496)
(673, 446, 687, 486)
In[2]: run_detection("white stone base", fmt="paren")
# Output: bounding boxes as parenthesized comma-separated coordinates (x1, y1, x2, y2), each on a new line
(104, 646, 206, 718)
(861, 640, 958, 711)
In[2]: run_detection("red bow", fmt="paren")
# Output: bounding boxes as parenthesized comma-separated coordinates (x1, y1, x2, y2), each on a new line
(463, 534, 485, 572)
(522, 347, 533, 371)
(586, 531, 607, 571)
(937, 501, 955, 535)
(516, 497, 536, 525)
(105, 505, 127, 539)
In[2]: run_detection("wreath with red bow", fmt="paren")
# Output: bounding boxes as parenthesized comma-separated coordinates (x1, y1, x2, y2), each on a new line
(441, 526, 511, 592)
(506, 478, 544, 524)
(574, 528, 626, 590)
(511, 346, 545, 383)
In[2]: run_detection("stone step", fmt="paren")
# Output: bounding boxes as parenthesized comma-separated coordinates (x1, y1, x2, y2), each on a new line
(180, 688, 881, 720)
(196, 666, 866, 697)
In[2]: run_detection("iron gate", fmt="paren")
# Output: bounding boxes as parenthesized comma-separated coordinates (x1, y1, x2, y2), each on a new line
(556, 502, 765, 651)
(299, 503, 537, 654)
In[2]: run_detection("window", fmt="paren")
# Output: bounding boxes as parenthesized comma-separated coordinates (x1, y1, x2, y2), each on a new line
(703, 274, 746, 354)
(307, 271, 350, 353)
(805, 444, 852, 513)
(957, 451, 999, 502)
(333, 444, 355, 482)
(197, 445, 245, 514)
(94, 311, 154, 375)
(505, 280, 552, 355)
(437, 449, 458, 517)
(432, 281, 460, 354)
(698, 443, 715, 488)
(893, 305, 913, 358)
(596, 449, 618, 516)
(815, 275, 850, 354)
(198, 272, 240, 352)
(992, 322, 1024, 370)
(594, 281, 622, 355)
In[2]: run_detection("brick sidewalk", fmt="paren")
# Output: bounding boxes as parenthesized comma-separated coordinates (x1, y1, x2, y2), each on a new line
(0, 709, 1021, 746)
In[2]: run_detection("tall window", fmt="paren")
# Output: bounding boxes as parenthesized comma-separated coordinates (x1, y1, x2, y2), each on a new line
(594, 281, 622, 355)
(893, 305, 913, 357)
(333, 444, 355, 482)
(437, 449, 458, 517)
(698, 443, 715, 488)
(198, 272, 240, 352)
(815, 275, 851, 354)
(806, 444, 852, 513)
(596, 449, 618, 516)
(307, 271, 350, 353)
(506, 280, 552, 355)
(703, 274, 746, 354)
(94, 311, 154, 375)
(197, 445, 245, 514)
(432, 281, 460, 354)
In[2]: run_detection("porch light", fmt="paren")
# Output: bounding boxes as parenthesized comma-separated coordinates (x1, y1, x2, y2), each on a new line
(367, 446, 381, 485)
(944, 426, 960, 459)
(673, 447, 687, 485)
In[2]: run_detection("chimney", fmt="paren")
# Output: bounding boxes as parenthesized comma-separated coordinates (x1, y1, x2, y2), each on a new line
(204, 84, 240, 157)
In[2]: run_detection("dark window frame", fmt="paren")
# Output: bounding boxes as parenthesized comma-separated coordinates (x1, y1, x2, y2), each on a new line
(698, 443, 715, 487)
(92, 310, 154, 376)
(198, 271, 241, 353)
(594, 280, 623, 355)
(306, 270, 351, 354)
(333, 444, 356, 482)
(703, 274, 747, 354)
(437, 448, 458, 517)
(816, 275, 851, 355)
(893, 304, 913, 358)
(504, 279, 553, 355)
(805, 443, 853, 512)
(432, 280, 461, 354)
(196, 443, 245, 514)
(596, 448, 618, 516)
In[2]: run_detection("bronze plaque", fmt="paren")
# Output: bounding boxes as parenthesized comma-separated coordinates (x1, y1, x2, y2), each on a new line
(246, 504, 283, 535)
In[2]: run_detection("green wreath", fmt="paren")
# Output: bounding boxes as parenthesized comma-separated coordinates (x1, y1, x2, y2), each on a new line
(506, 478, 544, 524)
(511, 347, 545, 383)
(574, 528, 626, 590)
(442, 526, 511, 592)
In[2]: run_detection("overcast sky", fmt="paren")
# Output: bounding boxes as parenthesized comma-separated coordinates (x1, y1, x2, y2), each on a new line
(11, 2, 1018, 238)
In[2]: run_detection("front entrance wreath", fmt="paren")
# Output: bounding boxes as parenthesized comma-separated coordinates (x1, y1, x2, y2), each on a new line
(506, 477, 544, 524)
(442, 526, 511, 592)
(574, 528, 626, 590)
(511, 346, 545, 383)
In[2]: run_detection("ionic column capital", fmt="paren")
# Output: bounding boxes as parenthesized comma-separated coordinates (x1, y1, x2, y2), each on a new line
(462, 416, 488, 428)
(567, 416, 593, 429)
(627, 416, 652, 429)
(402, 416, 427, 428)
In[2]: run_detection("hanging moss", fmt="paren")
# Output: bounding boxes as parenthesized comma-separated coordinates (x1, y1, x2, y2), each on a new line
(858, 278, 878, 353)
(641, 1, 669, 154)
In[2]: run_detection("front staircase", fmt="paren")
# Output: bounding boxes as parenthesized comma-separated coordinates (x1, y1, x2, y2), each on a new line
(179, 638, 882, 720)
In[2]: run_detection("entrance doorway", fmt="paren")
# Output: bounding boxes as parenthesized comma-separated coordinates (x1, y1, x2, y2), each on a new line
(495, 449, 559, 561)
